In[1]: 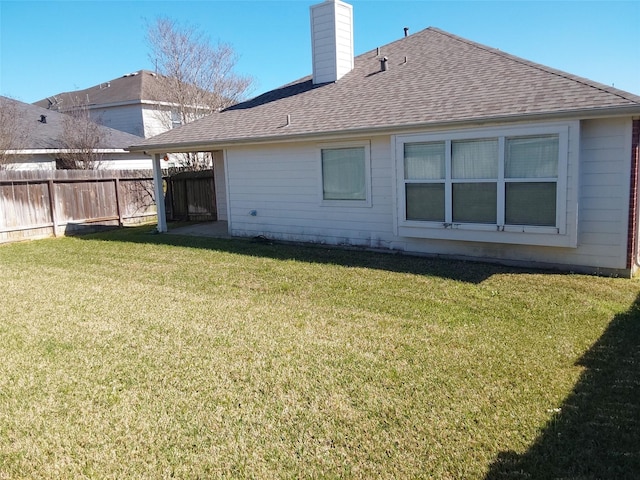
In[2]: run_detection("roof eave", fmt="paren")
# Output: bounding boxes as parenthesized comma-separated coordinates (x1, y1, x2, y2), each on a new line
(7, 148, 148, 155)
(128, 104, 640, 154)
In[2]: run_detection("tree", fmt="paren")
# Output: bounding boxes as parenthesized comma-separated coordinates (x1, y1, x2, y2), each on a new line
(0, 97, 30, 170)
(146, 17, 254, 170)
(55, 103, 106, 170)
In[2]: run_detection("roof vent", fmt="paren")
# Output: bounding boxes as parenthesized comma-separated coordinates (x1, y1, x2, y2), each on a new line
(380, 57, 388, 72)
(39, 115, 47, 124)
(404, 27, 409, 37)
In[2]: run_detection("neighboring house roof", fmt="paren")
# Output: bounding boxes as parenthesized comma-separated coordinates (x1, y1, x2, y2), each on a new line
(1, 96, 144, 151)
(32, 70, 166, 110)
(129, 27, 640, 153)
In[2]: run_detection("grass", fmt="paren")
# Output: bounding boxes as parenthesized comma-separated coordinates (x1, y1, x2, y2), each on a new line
(1, 225, 639, 479)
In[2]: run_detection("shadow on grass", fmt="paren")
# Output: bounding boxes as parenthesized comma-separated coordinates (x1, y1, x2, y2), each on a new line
(80, 224, 556, 285)
(485, 295, 640, 480)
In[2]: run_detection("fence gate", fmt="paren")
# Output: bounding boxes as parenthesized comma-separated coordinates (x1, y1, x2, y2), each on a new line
(165, 170, 217, 222)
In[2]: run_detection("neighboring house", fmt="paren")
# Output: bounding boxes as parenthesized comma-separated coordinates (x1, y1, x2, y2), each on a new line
(130, 0, 640, 276)
(33, 70, 181, 139)
(34, 70, 220, 168)
(0, 96, 151, 170)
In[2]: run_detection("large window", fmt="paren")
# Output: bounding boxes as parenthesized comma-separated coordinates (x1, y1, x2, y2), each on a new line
(396, 124, 572, 245)
(451, 138, 499, 224)
(504, 135, 558, 226)
(320, 143, 371, 206)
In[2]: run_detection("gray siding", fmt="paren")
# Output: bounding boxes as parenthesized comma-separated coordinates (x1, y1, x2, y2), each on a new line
(91, 105, 146, 137)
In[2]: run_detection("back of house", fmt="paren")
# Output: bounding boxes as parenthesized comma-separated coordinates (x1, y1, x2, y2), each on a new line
(130, 0, 640, 276)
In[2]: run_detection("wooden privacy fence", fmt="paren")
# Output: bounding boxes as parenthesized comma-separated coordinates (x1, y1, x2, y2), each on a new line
(165, 169, 217, 222)
(0, 170, 157, 243)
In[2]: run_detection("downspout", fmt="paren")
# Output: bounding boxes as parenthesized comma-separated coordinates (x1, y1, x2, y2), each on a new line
(627, 118, 640, 275)
(152, 153, 168, 233)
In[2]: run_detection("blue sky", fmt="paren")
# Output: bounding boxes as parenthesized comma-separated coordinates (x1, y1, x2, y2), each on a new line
(1, 0, 639, 103)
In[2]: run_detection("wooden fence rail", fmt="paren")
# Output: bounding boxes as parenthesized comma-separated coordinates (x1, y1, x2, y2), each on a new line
(0, 170, 157, 243)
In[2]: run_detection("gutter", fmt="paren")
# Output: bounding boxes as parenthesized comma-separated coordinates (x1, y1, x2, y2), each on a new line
(127, 104, 640, 154)
(6, 149, 149, 155)
(54, 99, 198, 111)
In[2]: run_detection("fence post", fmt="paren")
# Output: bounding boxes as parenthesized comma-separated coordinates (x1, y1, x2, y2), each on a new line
(114, 177, 124, 227)
(153, 154, 167, 232)
(47, 179, 60, 237)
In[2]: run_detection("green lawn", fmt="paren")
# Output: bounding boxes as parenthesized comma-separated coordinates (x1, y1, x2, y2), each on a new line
(1, 225, 639, 479)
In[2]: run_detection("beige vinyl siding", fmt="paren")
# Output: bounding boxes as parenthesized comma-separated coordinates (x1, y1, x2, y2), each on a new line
(224, 117, 633, 275)
(141, 107, 172, 138)
(574, 117, 632, 266)
(226, 137, 395, 248)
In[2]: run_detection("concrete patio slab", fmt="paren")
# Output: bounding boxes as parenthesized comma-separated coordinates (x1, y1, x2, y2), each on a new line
(167, 221, 231, 239)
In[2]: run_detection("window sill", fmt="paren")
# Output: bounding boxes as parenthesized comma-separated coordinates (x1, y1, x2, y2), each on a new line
(397, 223, 576, 248)
(321, 199, 372, 208)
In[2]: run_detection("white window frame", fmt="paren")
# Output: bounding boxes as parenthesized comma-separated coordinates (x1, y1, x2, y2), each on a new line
(318, 141, 372, 207)
(170, 110, 182, 129)
(394, 123, 577, 248)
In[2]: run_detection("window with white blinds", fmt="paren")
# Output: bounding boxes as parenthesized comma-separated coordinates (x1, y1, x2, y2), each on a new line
(396, 125, 569, 239)
(322, 147, 366, 200)
(319, 142, 371, 206)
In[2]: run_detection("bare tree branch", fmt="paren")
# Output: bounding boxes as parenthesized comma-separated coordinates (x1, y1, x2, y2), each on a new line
(0, 97, 31, 169)
(146, 17, 254, 170)
(56, 103, 106, 170)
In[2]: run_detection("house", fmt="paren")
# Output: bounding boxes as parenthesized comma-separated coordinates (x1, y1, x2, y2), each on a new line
(128, 0, 640, 277)
(33, 70, 176, 139)
(34, 69, 226, 169)
(0, 96, 151, 170)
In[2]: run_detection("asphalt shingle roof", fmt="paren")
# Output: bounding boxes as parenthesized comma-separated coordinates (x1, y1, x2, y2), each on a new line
(129, 27, 640, 152)
(33, 70, 164, 110)
(2, 96, 144, 150)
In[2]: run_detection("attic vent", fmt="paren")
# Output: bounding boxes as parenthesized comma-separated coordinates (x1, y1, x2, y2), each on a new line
(380, 56, 389, 72)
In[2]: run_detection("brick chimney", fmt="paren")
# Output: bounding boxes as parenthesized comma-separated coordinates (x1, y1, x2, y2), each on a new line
(310, 0, 354, 84)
